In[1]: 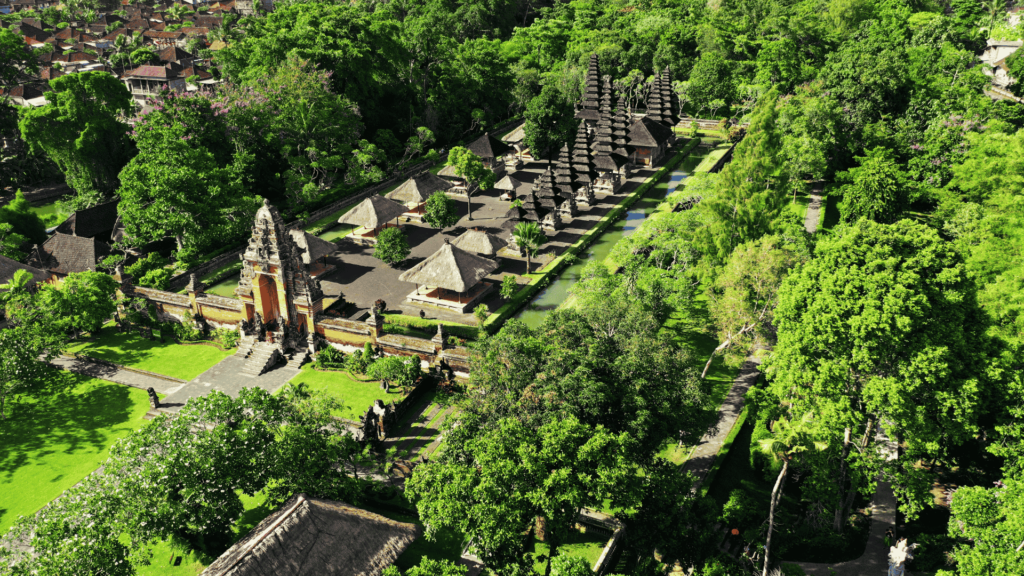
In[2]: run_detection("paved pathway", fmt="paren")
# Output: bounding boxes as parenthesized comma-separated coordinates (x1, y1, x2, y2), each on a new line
(51, 355, 186, 394)
(804, 183, 825, 234)
(681, 357, 762, 492)
(158, 355, 300, 412)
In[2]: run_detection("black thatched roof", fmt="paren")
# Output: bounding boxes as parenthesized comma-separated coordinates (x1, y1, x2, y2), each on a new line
(28, 233, 111, 275)
(627, 116, 674, 148)
(202, 494, 419, 576)
(467, 133, 512, 159)
(55, 200, 118, 239)
(0, 255, 48, 287)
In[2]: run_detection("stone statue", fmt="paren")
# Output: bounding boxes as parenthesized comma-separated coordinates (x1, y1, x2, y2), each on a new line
(146, 387, 160, 409)
(252, 312, 265, 341)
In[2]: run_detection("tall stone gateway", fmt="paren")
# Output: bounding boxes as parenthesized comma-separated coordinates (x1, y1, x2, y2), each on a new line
(234, 199, 324, 375)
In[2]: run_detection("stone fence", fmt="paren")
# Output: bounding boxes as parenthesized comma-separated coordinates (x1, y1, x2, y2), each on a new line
(1, 182, 72, 207)
(677, 116, 752, 130)
(708, 142, 739, 173)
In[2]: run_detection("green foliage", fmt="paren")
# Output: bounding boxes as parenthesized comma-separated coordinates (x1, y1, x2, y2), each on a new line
(423, 190, 459, 230)
(550, 555, 593, 576)
(384, 557, 470, 576)
(212, 328, 239, 349)
(765, 219, 994, 518)
(126, 252, 167, 281)
(172, 311, 205, 342)
(0, 386, 360, 569)
(688, 52, 734, 117)
(346, 348, 371, 374)
(0, 190, 45, 245)
(512, 221, 545, 274)
(523, 85, 576, 158)
(1006, 49, 1024, 98)
(473, 303, 489, 323)
(0, 28, 38, 93)
(500, 274, 518, 299)
(366, 355, 420, 388)
(837, 147, 912, 224)
(314, 344, 346, 369)
(947, 479, 1024, 575)
(18, 71, 133, 198)
(373, 226, 411, 266)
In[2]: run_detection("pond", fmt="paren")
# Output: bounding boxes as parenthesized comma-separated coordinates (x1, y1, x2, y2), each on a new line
(513, 148, 711, 329)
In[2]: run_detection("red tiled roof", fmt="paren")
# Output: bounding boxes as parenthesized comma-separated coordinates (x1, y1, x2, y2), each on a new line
(178, 26, 209, 34)
(126, 65, 176, 78)
(143, 30, 185, 39)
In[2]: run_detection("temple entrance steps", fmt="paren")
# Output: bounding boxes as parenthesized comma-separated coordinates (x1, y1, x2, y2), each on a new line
(241, 342, 281, 376)
(285, 350, 308, 369)
(235, 335, 257, 358)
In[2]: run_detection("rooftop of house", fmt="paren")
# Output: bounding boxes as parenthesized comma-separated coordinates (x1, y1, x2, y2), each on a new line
(28, 233, 112, 276)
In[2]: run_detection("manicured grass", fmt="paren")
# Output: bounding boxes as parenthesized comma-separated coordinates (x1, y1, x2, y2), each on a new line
(203, 277, 239, 299)
(29, 201, 59, 218)
(66, 326, 234, 381)
(789, 190, 811, 221)
(527, 529, 610, 573)
(0, 372, 152, 532)
(286, 366, 405, 421)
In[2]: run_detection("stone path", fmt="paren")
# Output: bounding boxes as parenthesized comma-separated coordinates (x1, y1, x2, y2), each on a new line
(681, 357, 762, 492)
(804, 183, 825, 234)
(158, 355, 301, 412)
(51, 354, 185, 394)
(794, 426, 899, 576)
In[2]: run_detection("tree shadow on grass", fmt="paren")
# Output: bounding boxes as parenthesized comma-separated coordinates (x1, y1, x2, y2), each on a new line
(71, 328, 167, 368)
(0, 368, 141, 527)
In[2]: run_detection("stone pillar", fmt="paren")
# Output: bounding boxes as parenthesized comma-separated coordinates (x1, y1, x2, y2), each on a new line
(366, 310, 385, 344)
(185, 273, 206, 316)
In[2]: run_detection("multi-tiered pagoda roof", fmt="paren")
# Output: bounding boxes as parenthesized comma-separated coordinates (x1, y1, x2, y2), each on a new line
(575, 54, 602, 121)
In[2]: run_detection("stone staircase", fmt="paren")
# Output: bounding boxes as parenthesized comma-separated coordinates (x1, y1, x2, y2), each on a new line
(235, 335, 256, 358)
(286, 350, 308, 369)
(241, 342, 281, 376)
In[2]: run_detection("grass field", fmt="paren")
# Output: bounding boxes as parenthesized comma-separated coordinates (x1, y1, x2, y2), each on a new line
(526, 529, 610, 573)
(286, 366, 405, 420)
(67, 326, 234, 381)
(203, 277, 239, 299)
(0, 372, 152, 532)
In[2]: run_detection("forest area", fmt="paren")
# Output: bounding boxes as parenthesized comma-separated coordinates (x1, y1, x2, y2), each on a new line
(1, 0, 1024, 572)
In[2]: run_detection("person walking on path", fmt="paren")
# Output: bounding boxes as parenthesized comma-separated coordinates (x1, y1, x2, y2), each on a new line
(887, 538, 916, 576)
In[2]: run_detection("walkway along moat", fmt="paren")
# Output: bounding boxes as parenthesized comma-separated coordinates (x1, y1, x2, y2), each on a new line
(514, 147, 712, 328)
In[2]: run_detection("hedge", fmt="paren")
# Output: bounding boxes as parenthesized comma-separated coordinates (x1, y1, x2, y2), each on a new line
(481, 137, 702, 334)
(382, 313, 481, 340)
(699, 406, 749, 497)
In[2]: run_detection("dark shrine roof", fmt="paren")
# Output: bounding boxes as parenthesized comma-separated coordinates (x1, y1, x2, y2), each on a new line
(55, 201, 118, 238)
(467, 133, 512, 159)
(30, 233, 111, 275)
(627, 116, 674, 148)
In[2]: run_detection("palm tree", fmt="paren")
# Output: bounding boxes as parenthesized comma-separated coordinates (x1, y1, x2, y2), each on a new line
(512, 221, 546, 274)
(983, 0, 1006, 32)
(757, 412, 828, 576)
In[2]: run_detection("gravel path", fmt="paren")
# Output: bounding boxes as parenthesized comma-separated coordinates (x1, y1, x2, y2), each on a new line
(804, 182, 825, 234)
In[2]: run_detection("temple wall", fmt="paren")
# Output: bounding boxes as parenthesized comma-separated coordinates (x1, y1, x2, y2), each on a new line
(198, 304, 245, 329)
(316, 317, 373, 350)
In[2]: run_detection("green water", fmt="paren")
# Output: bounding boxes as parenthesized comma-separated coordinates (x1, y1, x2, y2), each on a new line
(514, 149, 710, 329)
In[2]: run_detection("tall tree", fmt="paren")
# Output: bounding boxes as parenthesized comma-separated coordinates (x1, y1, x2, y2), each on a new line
(422, 190, 459, 230)
(37, 271, 119, 336)
(523, 85, 576, 159)
(765, 219, 994, 519)
(18, 71, 134, 203)
(837, 147, 912, 224)
(512, 221, 546, 273)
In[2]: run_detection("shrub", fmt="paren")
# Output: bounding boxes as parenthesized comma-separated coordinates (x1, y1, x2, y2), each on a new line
(139, 267, 172, 290)
(500, 275, 518, 299)
(473, 303, 489, 324)
(315, 345, 346, 369)
(367, 356, 414, 387)
(373, 227, 410, 266)
(172, 311, 204, 342)
(909, 533, 956, 572)
(346, 349, 369, 374)
(720, 489, 763, 530)
(727, 126, 746, 143)
(212, 328, 239, 349)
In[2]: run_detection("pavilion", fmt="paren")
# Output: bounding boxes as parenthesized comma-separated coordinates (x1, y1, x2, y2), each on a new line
(398, 239, 498, 314)
(451, 228, 508, 257)
(467, 133, 513, 174)
(385, 171, 453, 222)
(337, 195, 408, 246)
(494, 174, 523, 201)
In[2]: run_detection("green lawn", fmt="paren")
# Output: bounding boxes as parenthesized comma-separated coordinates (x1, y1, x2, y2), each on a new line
(0, 372, 152, 532)
(789, 190, 811, 221)
(287, 366, 405, 420)
(203, 277, 239, 299)
(527, 529, 610, 573)
(67, 326, 234, 381)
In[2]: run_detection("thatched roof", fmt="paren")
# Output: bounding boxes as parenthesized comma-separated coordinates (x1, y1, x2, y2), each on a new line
(399, 240, 498, 292)
(504, 205, 529, 220)
(494, 174, 523, 191)
(338, 195, 408, 229)
(289, 230, 337, 264)
(202, 494, 419, 576)
(503, 123, 526, 144)
(386, 172, 452, 204)
(452, 229, 508, 256)
(467, 133, 512, 159)
(628, 116, 674, 148)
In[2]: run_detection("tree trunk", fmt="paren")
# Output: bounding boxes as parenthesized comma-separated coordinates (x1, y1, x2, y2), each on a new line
(175, 234, 184, 251)
(839, 418, 875, 525)
(466, 192, 473, 221)
(763, 460, 789, 576)
(833, 427, 852, 533)
(526, 252, 532, 274)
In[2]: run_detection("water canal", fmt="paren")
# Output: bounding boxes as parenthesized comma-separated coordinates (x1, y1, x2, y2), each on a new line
(513, 146, 712, 329)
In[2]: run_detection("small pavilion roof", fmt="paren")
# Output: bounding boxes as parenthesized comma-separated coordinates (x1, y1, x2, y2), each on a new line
(289, 230, 337, 264)
(494, 174, 523, 191)
(437, 164, 461, 178)
(386, 172, 453, 204)
(399, 240, 498, 292)
(627, 116, 674, 148)
(337, 195, 408, 229)
(451, 229, 508, 256)
(467, 133, 512, 159)
(593, 153, 627, 172)
(202, 494, 419, 576)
